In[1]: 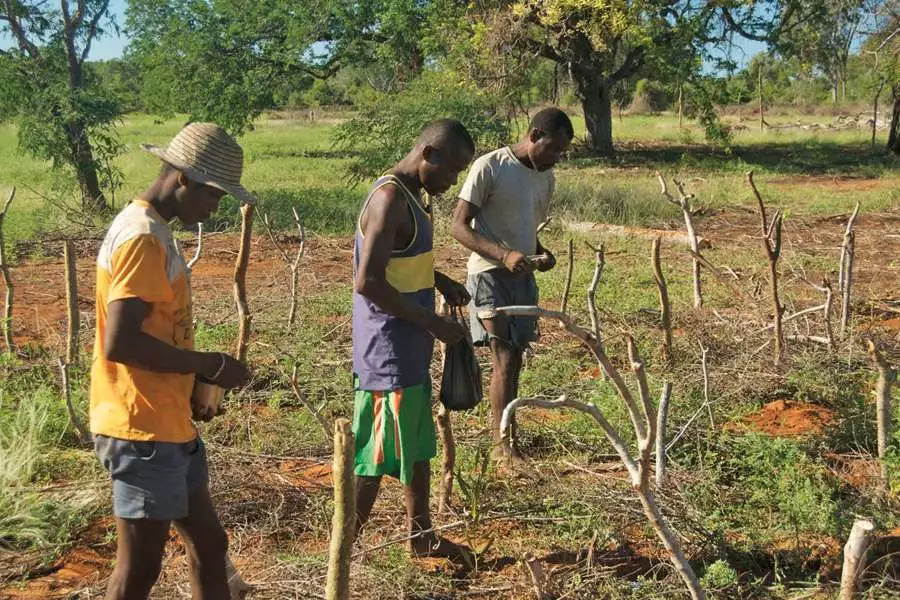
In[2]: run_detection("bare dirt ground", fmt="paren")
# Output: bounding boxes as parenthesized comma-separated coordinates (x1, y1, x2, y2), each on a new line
(3, 186, 899, 598)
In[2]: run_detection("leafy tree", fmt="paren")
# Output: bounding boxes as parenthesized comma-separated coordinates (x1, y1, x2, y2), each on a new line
(0, 0, 120, 211)
(333, 70, 509, 183)
(125, 0, 437, 134)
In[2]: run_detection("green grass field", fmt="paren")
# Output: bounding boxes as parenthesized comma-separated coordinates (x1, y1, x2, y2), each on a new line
(1, 110, 899, 599)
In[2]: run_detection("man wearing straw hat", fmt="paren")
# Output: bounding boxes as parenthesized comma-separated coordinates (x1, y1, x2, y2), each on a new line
(91, 122, 251, 599)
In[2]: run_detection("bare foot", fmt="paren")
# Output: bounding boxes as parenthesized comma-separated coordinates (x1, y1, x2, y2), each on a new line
(410, 533, 474, 567)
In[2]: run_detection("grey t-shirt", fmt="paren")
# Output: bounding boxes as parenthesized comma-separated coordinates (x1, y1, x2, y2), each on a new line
(458, 146, 554, 275)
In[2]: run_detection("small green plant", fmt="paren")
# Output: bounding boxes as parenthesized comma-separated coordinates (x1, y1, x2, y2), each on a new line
(701, 559, 739, 595)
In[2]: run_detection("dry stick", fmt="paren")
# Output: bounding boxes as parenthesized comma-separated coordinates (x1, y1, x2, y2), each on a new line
(699, 342, 714, 428)
(585, 242, 605, 343)
(234, 203, 254, 361)
(651, 238, 673, 367)
(57, 358, 90, 444)
(289, 364, 332, 438)
(0, 188, 15, 353)
(63, 240, 79, 365)
(434, 295, 455, 513)
(521, 552, 552, 600)
(655, 382, 673, 488)
(496, 306, 704, 600)
(822, 278, 835, 349)
(838, 203, 860, 294)
(867, 339, 896, 483)
(841, 231, 856, 338)
(261, 211, 306, 327)
(559, 238, 575, 315)
(839, 518, 875, 600)
(747, 171, 784, 365)
(657, 174, 702, 309)
(325, 419, 356, 600)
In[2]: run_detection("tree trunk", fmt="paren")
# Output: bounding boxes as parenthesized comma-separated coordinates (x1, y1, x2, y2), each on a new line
(65, 120, 106, 212)
(887, 86, 900, 154)
(574, 74, 614, 156)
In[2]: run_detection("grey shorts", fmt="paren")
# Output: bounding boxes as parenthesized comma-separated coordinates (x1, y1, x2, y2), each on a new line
(467, 269, 539, 350)
(95, 434, 209, 521)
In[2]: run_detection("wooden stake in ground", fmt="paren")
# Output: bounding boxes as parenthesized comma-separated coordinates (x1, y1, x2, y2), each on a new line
(699, 342, 713, 428)
(586, 242, 605, 343)
(326, 419, 356, 600)
(521, 552, 552, 600)
(866, 339, 896, 483)
(651, 238, 673, 366)
(63, 240, 79, 365)
(234, 202, 254, 361)
(839, 518, 875, 600)
(57, 358, 90, 444)
(0, 188, 15, 353)
(497, 306, 705, 600)
(839, 204, 859, 338)
(655, 382, 672, 488)
(747, 171, 784, 365)
(657, 174, 703, 309)
(434, 294, 456, 514)
(559, 238, 575, 315)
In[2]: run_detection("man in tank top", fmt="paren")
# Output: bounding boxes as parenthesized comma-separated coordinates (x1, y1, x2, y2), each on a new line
(352, 119, 474, 560)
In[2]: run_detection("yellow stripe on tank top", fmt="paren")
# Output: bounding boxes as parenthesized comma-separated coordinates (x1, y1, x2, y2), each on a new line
(385, 251, 435, 294)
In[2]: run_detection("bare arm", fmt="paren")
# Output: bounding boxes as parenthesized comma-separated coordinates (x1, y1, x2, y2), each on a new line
(105, 298, 248, 388)
(356, 188, 462, 343)
(451, 199, 530, 273)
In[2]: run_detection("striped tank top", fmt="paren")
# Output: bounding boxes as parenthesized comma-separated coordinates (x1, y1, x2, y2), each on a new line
(352, 175, 435, 391)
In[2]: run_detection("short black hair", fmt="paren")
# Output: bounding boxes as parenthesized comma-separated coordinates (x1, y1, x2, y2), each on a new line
(416, 118, 476, 154)
(529, 107, 574, 140)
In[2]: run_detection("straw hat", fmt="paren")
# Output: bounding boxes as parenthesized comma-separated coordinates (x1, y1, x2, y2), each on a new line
(141, 122, 254, 205)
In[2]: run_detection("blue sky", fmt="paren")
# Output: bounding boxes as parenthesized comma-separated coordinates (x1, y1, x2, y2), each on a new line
(3, 0, 770, 69)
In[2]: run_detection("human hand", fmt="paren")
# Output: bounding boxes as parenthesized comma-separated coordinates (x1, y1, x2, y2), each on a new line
(191, 380, 224, 422)
(437, 278, 471, 306)
(502, 249, 532, 274)
(429, 315, 466, 345)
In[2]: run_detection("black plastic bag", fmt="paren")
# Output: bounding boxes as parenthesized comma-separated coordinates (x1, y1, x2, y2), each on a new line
(439, 307, 483, 411)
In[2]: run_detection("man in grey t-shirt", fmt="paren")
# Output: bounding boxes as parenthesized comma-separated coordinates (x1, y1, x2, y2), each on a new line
(452, 107, 573, 462)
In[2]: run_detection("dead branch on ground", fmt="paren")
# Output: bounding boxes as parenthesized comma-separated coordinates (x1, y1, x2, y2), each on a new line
(234, 202, 254, 361)
(657, 173, 703, 309)
(63, 240, 79, 365)
(497, 305, 704, 600)
(325, 419, 355, 600)
(0, 188, 15, 353)
(867, 339, 896, 483)
(747, 171, 784, 365)
(839, 518, 875, 600)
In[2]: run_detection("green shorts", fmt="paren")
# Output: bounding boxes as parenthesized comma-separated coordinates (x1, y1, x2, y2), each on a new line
(352, 379, 436, 485)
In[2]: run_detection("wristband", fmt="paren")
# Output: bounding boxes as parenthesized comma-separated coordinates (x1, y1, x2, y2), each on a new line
(209, 353, 227, 382)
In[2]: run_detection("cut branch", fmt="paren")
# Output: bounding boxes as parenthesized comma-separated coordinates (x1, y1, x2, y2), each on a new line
(657, 173, 702, 308)
(58, 357, 90, 444)
(867, 339, 896, 483)
(262, 209, 306, 327)
(586, 242, 605, 343)
(0, 188, 14, 353)
(496, 305, 704, 600)
(839, 518, 875, 600)
(325, 419, 355, 600)
(700, 342, 713, 428)
(839, 204, 859, 338)
(289, 364, 331, 439)
(655, 382, 672, 488)
(747, 171, 784, 364)
(838, 203, 860, 294)
(652, 237, 673, 366)
(63, 240, 79, 365)
(233, 203, 254, 361)
(560, 238, 574, 315)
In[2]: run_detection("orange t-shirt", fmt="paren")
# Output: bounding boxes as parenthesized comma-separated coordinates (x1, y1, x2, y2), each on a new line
(90, 200, 196, 442)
